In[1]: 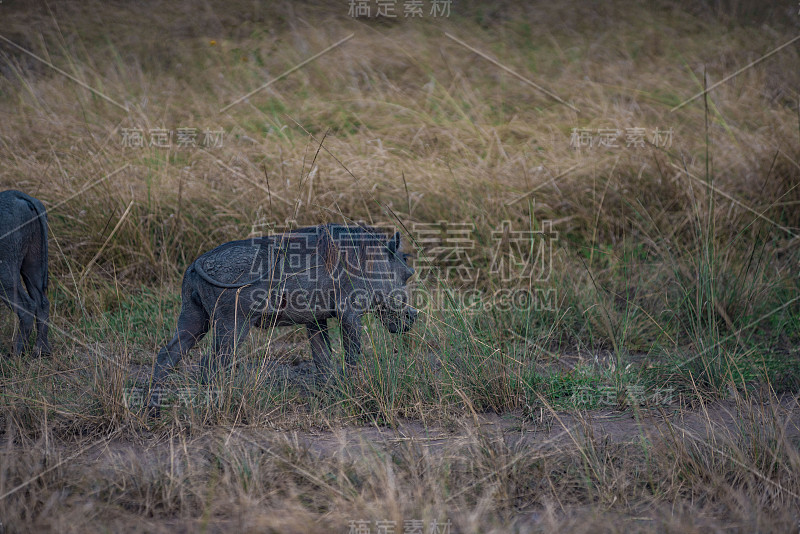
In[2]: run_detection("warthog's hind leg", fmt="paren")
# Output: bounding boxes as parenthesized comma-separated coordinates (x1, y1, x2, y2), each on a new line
(0, 264, 36, 356)
(149, 294, 209, 414)
(20, 259, 50, 356)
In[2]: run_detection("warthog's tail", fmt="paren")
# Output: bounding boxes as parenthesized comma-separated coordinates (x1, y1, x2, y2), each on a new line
(18, 193, 48, 292)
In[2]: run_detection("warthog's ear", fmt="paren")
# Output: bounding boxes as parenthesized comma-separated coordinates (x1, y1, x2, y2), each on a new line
(387, 231, 401, 255)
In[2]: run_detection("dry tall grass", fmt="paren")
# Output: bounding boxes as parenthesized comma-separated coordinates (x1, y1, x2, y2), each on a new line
(0, 0, 799, 531)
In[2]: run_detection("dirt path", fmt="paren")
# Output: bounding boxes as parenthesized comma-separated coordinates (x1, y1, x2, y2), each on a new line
(275, 395, 800, 457)
(81, 395, 800, 472)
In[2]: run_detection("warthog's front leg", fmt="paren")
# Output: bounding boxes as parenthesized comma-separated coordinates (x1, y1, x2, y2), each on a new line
(306, 319, 333, 381)
(199, 315, 253, 385)
(339, 312, 362, 369)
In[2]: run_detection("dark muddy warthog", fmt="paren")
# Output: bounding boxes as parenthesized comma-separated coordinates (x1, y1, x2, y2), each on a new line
(149, 224, 417, 411)
(0, 190, 50, 356)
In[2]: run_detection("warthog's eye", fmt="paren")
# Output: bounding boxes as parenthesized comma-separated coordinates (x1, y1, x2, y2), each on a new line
(400, 252, 411, 263)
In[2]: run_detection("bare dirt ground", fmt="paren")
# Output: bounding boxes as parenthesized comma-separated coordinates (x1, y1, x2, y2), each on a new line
(86, 396, 799, 462)
(47, 395, 791, 532)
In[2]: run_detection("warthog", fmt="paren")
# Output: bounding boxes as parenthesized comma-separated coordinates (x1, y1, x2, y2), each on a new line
(149, 224, 417, 410)
(0, 190, 50, 356)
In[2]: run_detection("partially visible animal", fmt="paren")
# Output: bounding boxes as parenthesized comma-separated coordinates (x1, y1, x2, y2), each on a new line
(0, 190, 50, 356)
(149, 224, 417, 412)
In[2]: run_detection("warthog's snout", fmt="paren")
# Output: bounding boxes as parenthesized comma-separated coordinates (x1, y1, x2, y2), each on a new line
(383, 304, 418, 334)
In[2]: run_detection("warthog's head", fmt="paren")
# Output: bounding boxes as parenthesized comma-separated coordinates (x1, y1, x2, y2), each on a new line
(372, 231, 417, 334)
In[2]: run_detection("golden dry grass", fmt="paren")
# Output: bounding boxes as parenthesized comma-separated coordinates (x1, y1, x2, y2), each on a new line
(0, 0, 799, 531)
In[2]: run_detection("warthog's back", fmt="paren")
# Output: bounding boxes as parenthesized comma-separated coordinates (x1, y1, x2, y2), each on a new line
(195, 242, 271, 287)
(192, 229, 328, 290)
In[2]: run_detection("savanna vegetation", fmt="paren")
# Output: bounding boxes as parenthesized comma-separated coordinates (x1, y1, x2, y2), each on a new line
(0, 0, 799, 531)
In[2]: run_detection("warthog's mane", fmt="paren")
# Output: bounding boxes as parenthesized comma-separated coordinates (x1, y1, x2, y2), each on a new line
(310, 223, 396, 278)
